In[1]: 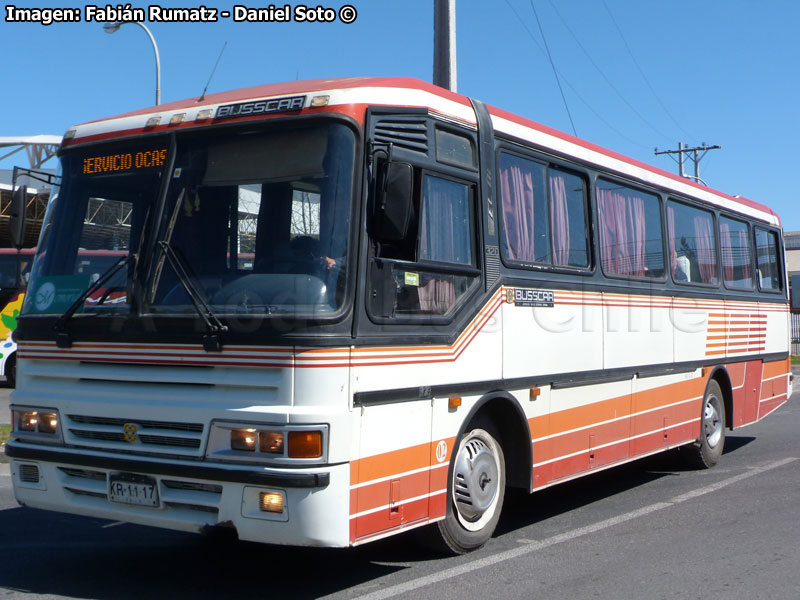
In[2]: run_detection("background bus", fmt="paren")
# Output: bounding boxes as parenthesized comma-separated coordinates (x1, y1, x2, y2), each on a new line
(0, 247, 34, 386)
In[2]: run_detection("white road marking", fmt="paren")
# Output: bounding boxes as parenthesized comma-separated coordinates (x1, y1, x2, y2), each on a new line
(347, 457, 798, 600)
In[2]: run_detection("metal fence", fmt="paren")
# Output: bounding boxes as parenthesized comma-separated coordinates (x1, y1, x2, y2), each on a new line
(792, 313, 800, 355)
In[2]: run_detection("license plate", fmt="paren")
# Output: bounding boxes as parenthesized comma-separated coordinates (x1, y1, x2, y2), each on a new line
(109, 473, 159, 507)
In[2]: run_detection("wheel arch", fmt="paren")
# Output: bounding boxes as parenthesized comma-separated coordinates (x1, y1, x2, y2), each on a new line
(455, 391, 533, 491)
(706, 366, 733, 431)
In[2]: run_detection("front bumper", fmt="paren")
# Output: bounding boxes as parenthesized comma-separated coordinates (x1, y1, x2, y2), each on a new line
(6, 441, 350, 547)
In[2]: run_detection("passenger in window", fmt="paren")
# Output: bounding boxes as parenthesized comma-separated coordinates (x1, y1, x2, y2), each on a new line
(674, 255, 690, 282)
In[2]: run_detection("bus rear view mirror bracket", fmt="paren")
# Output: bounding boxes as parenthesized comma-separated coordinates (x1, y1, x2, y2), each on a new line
(375, 162, 413, 241)
(10, 165, 59, 250)
(9, 183, 27, 249)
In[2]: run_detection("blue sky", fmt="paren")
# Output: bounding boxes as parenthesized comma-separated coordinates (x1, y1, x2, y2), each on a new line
(2, 0, 798, 230)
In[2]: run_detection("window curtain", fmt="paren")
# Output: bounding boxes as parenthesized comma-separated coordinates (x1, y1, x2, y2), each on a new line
(499, 160, 537, 262)
(419, 186, 455, 263)
(418, 277, 456, 314)
(693, 215, 716, 284)
(549, 174, 570, 265)
(667, 204, 677, 279)
(598, 187, 646, 277)
(720, 221, 734, 284)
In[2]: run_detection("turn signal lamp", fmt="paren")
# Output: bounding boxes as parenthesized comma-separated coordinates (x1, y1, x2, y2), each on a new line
(259, 491, 284, 513)
(288, 431, 322, 458)
(230, 429, 257, 451)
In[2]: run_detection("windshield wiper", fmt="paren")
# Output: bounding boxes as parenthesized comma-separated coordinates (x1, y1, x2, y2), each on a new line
(54, 253, 136, 348)
(157, 240, 228, 352)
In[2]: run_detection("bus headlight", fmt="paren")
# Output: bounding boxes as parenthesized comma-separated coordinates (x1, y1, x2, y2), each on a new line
(230, 429, 257, 451)
(207, 422, 328, 464)
(11, 406, 63, 444)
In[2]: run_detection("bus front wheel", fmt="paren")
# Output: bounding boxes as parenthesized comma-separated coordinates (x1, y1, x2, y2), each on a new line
(434, 421, 506, 554)
(684, 379, 725, 468)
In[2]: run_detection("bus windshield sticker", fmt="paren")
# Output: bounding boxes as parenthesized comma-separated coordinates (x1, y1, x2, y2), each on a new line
(28, 275, 92, 314)
(511, 288, 554, 308)
(404, 272, 419, 287)
(215, 95, 306, 120)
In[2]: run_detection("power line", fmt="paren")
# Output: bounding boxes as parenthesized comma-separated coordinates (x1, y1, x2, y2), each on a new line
(529, 0, 577, 137)
(602, 0, 693, 140)
(501, 0, 651, 149)
(547, 0, 673, 143)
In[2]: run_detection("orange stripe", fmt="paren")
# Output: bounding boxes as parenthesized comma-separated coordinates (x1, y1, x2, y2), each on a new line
(763, 358, 790, 379)
(350, 442, 431, 486)
(354, 470, 434, 515)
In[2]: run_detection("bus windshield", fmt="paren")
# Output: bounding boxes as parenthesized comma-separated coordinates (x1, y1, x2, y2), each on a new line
(145, 121, 354, 318)
(24, 120, 356, 323)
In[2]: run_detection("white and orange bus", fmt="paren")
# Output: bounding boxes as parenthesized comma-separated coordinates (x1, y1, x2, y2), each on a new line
(6, 77, 791, 553)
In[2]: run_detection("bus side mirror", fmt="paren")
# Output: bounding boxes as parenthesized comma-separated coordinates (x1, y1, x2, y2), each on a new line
(9, 184, 27, 249)
(374, 162, 413, 241)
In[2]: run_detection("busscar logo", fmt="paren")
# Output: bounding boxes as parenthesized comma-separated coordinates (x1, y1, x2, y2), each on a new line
(513, 288, 555, 308)
(215, 95, 306, 120)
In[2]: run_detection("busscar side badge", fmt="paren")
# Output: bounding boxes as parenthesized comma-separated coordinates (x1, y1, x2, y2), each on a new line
(123, 423, 139, 443)
(506, 288, 555, 308)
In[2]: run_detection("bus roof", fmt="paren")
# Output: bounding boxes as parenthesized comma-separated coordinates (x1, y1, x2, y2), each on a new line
(62, 76, 779, 227)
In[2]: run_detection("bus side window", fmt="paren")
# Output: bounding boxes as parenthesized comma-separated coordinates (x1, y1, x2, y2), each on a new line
(498, 153, 590, 270)
(597, 180, 664, 279)
(369, 170, 478, 319)
(666, 200, 718, 285)
(719, 216, 753, 289)
(755, 228, 781, 291)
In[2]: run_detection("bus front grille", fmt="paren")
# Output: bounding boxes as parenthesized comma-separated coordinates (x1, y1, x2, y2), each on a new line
(66, 414, 204, 451)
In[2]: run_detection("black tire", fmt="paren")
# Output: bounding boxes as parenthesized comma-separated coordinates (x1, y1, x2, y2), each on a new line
(5, 354, 15, 388)
(429, 420, 506, 554)
(683, 379, 725, 468)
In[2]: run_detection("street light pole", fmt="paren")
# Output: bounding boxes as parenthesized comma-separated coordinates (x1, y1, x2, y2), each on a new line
(433, 0, 457, 92)
(103, 21, 161, 105)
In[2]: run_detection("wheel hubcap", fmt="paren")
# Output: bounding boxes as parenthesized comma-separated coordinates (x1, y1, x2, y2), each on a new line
(452, 433, 499, 530)
(704, 394, 723, 448)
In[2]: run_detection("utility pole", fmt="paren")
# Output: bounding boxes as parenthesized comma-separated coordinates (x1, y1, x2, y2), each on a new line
(655, 143, 721, 184)
(433, 0, 457, 92)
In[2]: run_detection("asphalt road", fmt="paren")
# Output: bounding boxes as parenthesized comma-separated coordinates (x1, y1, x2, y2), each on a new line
(1, 372, 799, 599)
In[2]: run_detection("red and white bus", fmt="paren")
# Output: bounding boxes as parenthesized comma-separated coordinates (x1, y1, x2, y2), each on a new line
(6, 77, 791, 553)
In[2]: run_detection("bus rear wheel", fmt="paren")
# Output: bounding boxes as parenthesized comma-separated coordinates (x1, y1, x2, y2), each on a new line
(433, 421, 506, 554)
(684, 379, 725, 468)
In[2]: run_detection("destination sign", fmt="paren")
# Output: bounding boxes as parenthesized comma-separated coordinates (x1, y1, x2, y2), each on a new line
(215, 95, 306, 120)
(82, 148, 168, 175)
